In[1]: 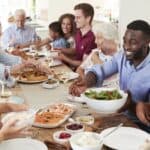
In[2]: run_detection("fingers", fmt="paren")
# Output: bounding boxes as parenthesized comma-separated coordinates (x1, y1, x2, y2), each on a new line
(137, 110, 149, 126)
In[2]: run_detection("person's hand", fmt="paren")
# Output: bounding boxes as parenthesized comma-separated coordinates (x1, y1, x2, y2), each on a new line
(55, 53, 67, 61)
(0, 119, 31, 140)
(136, 102, 150, 126)
(69, 78, 87, 97)
(45, 44, 51, 50)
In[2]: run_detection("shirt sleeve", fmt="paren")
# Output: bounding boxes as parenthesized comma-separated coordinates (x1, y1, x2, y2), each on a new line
(87, 52, 120, 86)
(1, 28, 12, 50)
(0, 51, 22, 66)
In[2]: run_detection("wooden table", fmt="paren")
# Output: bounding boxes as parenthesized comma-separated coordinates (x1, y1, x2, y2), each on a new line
(12, 63, 139, 150)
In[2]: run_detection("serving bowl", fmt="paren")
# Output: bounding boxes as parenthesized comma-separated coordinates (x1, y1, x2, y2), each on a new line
(81, 88, 128, 114)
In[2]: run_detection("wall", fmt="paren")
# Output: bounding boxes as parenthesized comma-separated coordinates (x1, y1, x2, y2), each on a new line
(119, 0, 150, 44)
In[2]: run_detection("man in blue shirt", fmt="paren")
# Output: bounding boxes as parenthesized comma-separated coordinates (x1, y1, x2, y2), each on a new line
(2, 9, 39, 50)
(69, 20, 150, 132)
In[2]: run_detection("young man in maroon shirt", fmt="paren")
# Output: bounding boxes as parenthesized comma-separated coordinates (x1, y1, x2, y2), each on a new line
(56, 3, 97, 69)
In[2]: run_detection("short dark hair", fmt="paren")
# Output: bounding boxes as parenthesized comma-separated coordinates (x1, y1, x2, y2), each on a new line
(59, 13, 76, 35)
(74, 3, 94, 24)
(127, 20, 150, 38)
(49, 21, 63, 36)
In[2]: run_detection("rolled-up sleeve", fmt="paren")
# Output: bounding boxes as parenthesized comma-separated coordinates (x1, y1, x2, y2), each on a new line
(87, 52, 120, 86)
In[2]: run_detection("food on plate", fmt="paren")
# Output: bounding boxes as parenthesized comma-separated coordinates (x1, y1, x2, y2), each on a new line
(34, 103, 75, 126)
(11, 50, 31, 60)
(35, 112, 64, 124)
(46, 79, 57, 84)
(13, 65, 48, 82)
(84, 89, 122, 100)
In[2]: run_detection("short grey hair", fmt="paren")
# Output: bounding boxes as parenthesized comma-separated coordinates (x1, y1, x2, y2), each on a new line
(14, 9, 26, 17)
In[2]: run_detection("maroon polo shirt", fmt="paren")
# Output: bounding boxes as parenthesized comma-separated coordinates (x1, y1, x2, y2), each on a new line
(75, 29, 97, 60)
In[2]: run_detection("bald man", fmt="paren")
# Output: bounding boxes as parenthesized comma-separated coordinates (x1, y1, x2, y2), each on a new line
(2, 9, 40, 50)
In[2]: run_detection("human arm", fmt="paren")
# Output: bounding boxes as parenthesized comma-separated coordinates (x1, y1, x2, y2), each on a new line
(91, 51, 103, 65)
(0, 119, 30, 141)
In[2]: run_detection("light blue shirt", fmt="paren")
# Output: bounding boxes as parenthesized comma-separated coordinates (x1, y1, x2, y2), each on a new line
(0, 51, 21, 85)
(2, 24, 39, 49)
(88, 50, 150, 103)
(52, 37, 67, 49)
(88, 49, 150, 131)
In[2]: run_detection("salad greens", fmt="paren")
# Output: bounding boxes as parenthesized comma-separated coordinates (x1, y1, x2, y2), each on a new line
(84, 89, 122, 100)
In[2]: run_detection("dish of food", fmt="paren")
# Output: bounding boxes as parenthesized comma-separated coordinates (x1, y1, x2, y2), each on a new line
(53, 130, 72, 143)
(14, 65, 48, 83)
(65, 123, 84, 133)
(84, 89, 122, 100)
(42, 79, 59, 89)
(54, 72, 79, 83)
(33, 103, 76, 128)
(75, 116, 94, 125)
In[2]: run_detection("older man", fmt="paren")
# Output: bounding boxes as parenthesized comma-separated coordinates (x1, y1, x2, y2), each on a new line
(2, 9, 39, 50)
(69, 20, 150, 132)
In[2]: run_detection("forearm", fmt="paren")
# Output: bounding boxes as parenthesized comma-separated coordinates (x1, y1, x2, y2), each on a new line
(76, 67, 85, 79)
(84, 71, 97, 88)
(61, 48, 76, 56)
(63, 56, 82, 67)
(0, 132, 4, 141)
(0, 103, 10, 114)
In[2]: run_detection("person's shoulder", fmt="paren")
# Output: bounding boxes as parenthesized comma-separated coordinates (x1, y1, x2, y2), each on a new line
(4, 24, 15, 32)
(24, 25, 35, 31)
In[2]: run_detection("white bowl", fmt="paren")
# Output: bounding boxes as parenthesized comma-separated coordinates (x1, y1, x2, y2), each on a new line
(53, 130, 72, 143)
(75, 116, 94, 125)
(42, 79, 59, 89)
(81, 88, 128, 114)
(69, 132, 102, 150)
(65, 123, 84, 134)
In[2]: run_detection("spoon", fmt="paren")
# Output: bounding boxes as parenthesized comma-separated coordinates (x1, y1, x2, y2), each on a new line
(100, 123, 123, 144)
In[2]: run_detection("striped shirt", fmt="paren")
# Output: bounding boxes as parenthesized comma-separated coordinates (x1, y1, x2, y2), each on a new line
(2, 24, 39, 49)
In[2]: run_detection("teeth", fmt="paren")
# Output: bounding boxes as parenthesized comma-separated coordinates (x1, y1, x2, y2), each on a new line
(126, 51, 133, 55)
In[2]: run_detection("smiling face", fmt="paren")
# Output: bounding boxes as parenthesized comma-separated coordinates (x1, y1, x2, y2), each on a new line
(123, 29, 149, 62)
(61, 17, 72, 35)
(74, 9, 90, 29)
(15, 14, 26, 28)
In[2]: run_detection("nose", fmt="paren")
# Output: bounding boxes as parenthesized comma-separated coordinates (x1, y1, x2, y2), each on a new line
(123, 43, 131, 51)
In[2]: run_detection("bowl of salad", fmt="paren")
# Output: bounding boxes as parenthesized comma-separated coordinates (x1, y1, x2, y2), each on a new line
(81, 88, 128, 114)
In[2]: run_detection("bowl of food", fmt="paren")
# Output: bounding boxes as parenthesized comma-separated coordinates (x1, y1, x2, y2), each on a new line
(81, 88, 128, 114)
(69, 132, 102, 150)
(53, 130, 72, 143)
(65, 123, 84, 133)
(75, 116, 94, 125)
(42, 79, 59, 89)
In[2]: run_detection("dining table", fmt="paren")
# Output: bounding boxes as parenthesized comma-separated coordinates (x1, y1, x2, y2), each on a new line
(5, 50, 140, 150)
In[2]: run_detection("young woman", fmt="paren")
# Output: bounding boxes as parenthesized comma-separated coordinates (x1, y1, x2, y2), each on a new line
(59, 13, 76, 48)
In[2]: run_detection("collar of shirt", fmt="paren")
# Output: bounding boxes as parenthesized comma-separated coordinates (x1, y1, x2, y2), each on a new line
(14, 24, 26, 31)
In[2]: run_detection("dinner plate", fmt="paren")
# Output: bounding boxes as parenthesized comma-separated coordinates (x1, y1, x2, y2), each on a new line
(0, 138, 48, 150)
(17, 77, 48, 84)
(48, 59, 62, 67)
(100, 127, 150, 150)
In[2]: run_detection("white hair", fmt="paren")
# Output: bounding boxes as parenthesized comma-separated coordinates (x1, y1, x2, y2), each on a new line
(14, 9, 26, 17)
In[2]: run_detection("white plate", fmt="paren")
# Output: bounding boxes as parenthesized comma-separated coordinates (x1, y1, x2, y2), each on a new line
(0, 138, 47, 150)
(33, 103, 76, 128)
(67, 94, 86, 103)
(49, 59, 62, 67)
(2, 110, 35, 127)
(42, 80, 59, 89)
(100, 127, 150, 150)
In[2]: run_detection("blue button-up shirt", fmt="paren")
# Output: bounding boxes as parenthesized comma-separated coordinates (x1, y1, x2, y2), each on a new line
(2, 24, 39, 49)
(88, 50, 150, 132)
(88, 50, 150, 102)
